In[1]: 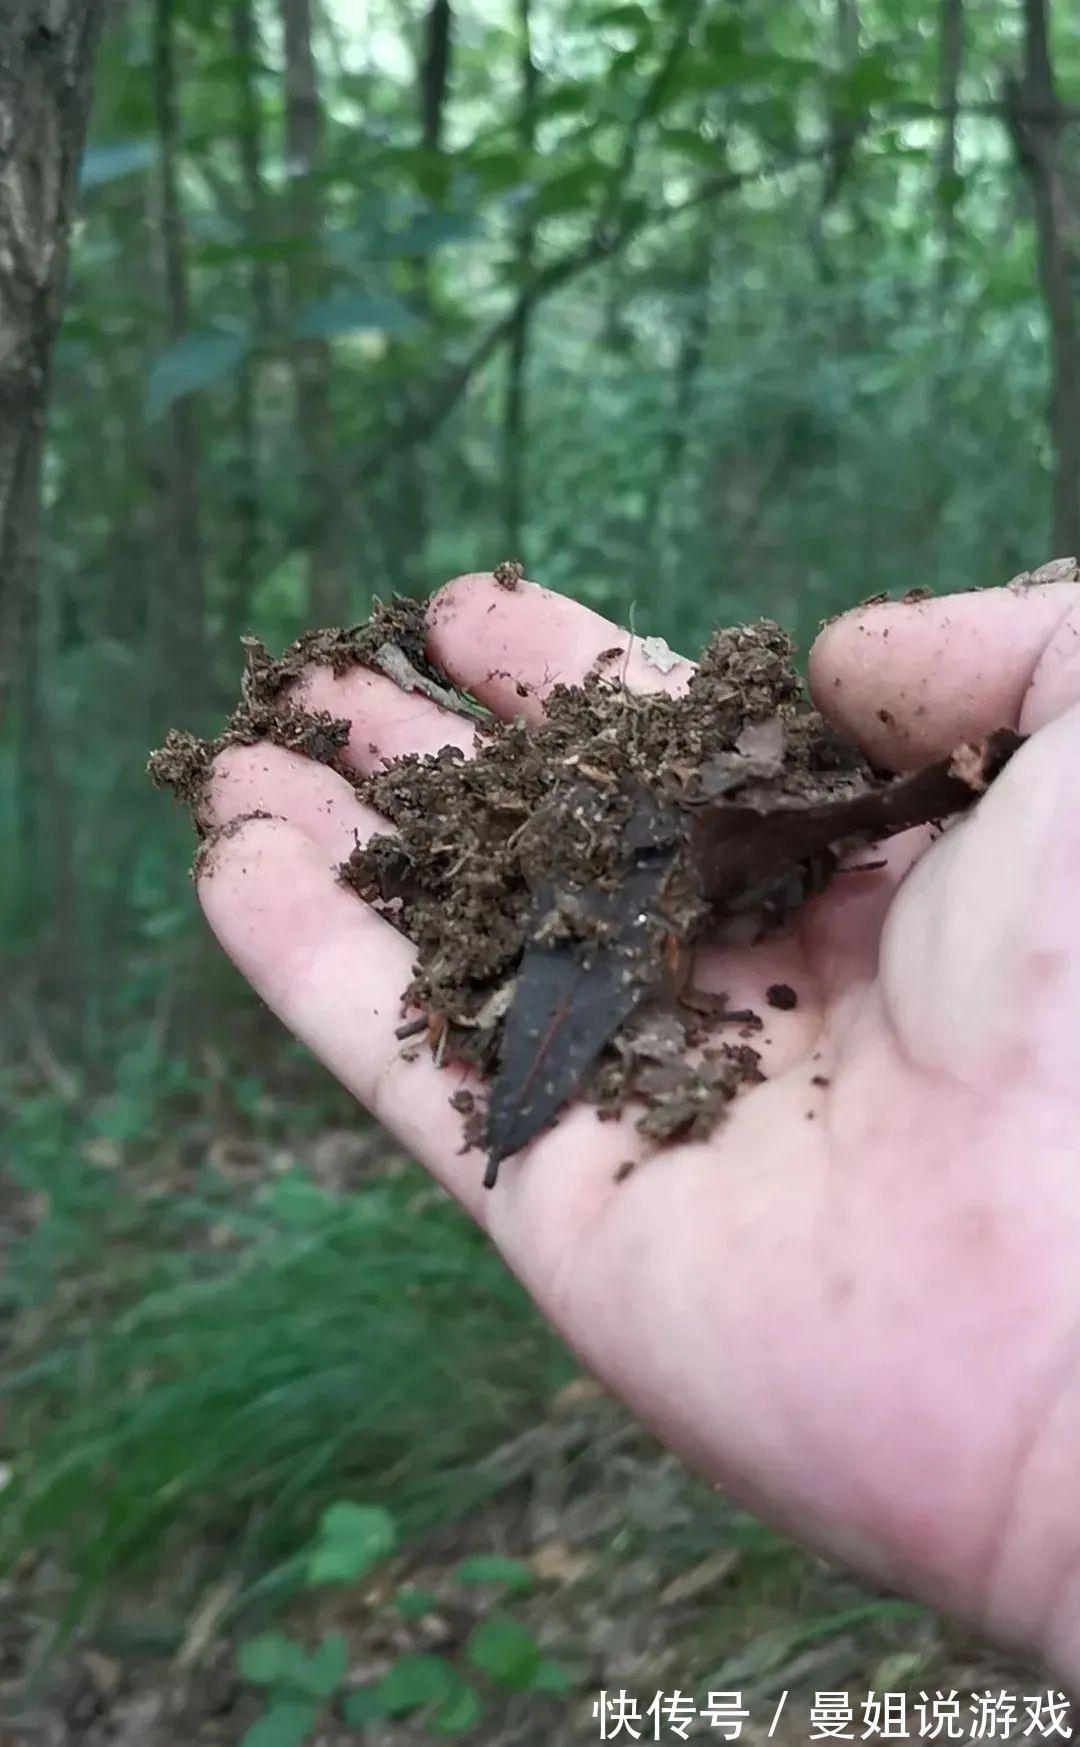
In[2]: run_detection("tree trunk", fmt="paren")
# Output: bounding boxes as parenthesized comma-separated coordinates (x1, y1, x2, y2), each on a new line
(1009, 0, 1080, 556)
(281, 0, 344, 623)
(502, 0, 537, 557)
(230, 0, 271, 638)
(644, 221, 715, 574)
(375, 0, 457, 598)
(153, 0, 206, 704)
(820, 0, 861, 216)
(419, 0, 453, 155)
(936, 0, 964, 287)
(0, 0, 104, 725)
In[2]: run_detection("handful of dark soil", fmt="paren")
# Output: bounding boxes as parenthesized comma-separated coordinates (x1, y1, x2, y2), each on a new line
(150, 596, 1022, 1186)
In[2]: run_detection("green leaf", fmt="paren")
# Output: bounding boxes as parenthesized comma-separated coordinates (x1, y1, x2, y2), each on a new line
(433, 1680, 483, 1735)
(394, 1584, 440, 1619)
(321, 1500, 396, 1546)
(593, 4, 652, 37)
(306, 1502, 395, 1586)
(238, 1699, 320, 1747)
(453, 1556, 534, 1596)
(238, 1633, 306, 1688)
(531, 163, 608, 220)
(303, 1633, 348, 1698)
(198, 234, 311, 268)
(80, 139, 156, 189)
(341, 1688, 388, 1725)
(659, 126, 727, 167)
(391, 210, 478, 255)
(464, 1614, 540, 1688)
(529, 1657, 573, 1693)
(376, 1653, 458, 1716)
(293, 294, 418, 340)
(837, 50, 903, 114)
(535, 81, 592, 120)
(145, 329, 248, 419)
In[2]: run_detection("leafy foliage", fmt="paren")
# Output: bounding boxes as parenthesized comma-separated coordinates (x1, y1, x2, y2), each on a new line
(235, 1503, 567, 1743)
(145, 326, 250, 417)
(305, 1502, 396, 1584)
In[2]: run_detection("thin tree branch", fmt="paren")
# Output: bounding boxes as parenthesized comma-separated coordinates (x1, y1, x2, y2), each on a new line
(593, 0, 704, 240)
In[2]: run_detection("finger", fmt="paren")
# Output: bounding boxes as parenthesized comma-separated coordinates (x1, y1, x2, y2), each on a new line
(808, 582, 1080, 770)
(197, 815, 491, 1223)
(880, 700, 1080, 1089)
(426, 572, 693, 719)
(197, 814, 663, 1264)
(201, 742, 385, 863)
(289, 662, 475, 775)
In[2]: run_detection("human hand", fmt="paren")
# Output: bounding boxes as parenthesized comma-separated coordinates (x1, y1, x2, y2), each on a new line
(197, 570, 1080, 1682)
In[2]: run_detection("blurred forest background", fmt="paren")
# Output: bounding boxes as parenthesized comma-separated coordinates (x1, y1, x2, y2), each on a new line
(2, 0, 1079, 1741)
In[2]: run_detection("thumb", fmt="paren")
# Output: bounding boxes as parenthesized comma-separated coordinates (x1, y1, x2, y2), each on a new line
(807, 578, 1080, 1091)
(808, 578, 1080, 769)
(880, 696, 1080, 1093)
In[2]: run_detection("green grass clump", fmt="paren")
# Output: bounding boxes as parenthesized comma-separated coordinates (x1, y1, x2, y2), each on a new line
(2, 1109, 567, 1603)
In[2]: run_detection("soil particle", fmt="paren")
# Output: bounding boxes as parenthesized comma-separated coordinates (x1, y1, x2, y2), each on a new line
(152, 592, 1025, 1187)
(191, 810, 275, 880)
(148, 597, 459, 822)
(493, 558, 525, 590)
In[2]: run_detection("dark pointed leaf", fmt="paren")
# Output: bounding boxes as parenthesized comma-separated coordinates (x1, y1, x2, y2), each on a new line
(485, 858, 673, 1181)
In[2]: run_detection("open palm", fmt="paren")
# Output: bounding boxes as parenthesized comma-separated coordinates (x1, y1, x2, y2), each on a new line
(198, 571, 1080, 1682)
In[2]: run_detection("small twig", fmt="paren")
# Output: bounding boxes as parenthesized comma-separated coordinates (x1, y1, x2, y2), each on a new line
(371, 641, 482, 719)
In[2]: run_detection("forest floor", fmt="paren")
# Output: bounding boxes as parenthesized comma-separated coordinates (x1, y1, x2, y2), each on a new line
(1, 1087, 1070, 1747)
(1, 1407, 1059, 1747)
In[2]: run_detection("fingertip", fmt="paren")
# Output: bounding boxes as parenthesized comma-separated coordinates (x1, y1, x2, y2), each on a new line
(200, 741, 382, 862)
(427, 569, 518, 628)
(287, 657, 475, 768)
(425, 571, 570, 717)
(426, 572, 692, 713)
(809, 583, 1080, 770)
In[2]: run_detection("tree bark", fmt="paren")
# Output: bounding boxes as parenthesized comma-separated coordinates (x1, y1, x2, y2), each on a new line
(936, 0, 964, 287)
(281, 0, 344, 623)
(502, 0, 537, 557)
(419, 0, 453, 155)
(153, 0, 206, 700)
(230, 0, 271, 636)
(1009, 0, 1080, 556)
(0, 0, 105, 724)
(820, 0, 861, 216)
